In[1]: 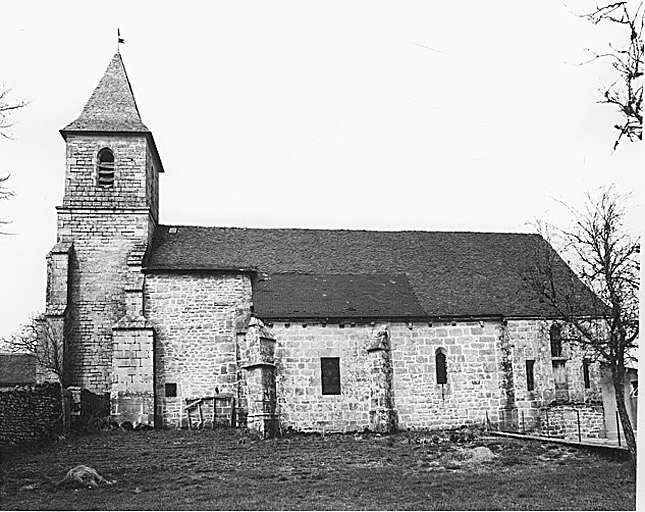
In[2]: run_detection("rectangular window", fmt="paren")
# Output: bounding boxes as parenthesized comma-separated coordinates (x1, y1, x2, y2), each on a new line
(165, 383, 177, 397)
(582, 359, 591, 389)
(552, 360, 567, 389)
(526, 360, 535, 391)
(321, 357, 341, 395)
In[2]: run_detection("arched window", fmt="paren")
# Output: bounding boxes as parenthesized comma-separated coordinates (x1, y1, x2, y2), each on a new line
(435, 348, 447, 385)
(550, 324, 562, 357)
(97, 148, 115, 187)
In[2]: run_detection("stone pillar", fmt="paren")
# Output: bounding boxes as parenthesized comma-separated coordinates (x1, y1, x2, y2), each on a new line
(111, 277, 155, 427)
(367, 324, 396, 433)
(240, 317, 279, 437)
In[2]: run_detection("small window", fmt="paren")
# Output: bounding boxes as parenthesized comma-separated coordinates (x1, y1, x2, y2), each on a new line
(165, 383, 177, 397)
(582, 359, 591, 389)
(550, 324, 562, 357)
(552, 360, 567, 389)
(526, 360, 535, 391)
(630, 380, 638, 397)
(321, 358, 341, 395)
(97, 148, 115, 187)
(435, 349, 447, 385)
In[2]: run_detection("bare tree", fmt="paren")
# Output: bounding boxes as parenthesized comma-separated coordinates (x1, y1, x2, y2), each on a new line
(0, 87, 27, 230)
(581, 2, 643, 149)
(524, 188, 638, 474)
(7, 315, 71, 387)
(0, 173, 14, 234)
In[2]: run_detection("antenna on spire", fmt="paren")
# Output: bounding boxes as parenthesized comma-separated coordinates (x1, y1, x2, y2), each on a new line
(117, 28, 125, 52)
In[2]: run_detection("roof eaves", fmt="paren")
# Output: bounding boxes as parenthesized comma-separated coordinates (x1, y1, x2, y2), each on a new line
(259, 313, 506, 323)
(143, 266, 258, 274)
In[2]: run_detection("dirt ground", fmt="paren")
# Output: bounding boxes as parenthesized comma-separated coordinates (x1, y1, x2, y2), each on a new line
(0, 428, 635, 510)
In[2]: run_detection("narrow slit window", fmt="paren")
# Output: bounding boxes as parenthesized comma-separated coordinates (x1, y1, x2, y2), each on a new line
(97, 148, 115, 187)
(435, 349, 447, 385)
(321, 357, 341, 395)
(550, 324, 562, 357)
(526, 360, 535, 391)
(582, 359, 591, 389)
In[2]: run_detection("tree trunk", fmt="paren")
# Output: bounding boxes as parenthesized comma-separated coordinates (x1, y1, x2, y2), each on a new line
(611, 364, 637, 476)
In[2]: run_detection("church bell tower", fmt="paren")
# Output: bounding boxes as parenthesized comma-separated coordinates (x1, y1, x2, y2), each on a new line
(46, 51, 163, 421)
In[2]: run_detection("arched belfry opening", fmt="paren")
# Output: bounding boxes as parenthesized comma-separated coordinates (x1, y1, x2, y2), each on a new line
(97, 148, 115, 186)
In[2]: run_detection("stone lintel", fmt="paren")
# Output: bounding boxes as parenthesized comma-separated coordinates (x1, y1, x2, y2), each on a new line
(241, 362, 276, 370)
(113, 316, 153, 330)
(47, 241, 73, 256)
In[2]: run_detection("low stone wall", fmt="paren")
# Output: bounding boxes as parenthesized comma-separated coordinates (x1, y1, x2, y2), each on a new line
(494, 403, 605, 440)
(0, 383, 62, 452)
(539, 403, 605, 440)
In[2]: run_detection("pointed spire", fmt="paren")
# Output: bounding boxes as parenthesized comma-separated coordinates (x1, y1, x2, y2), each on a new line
(61, 53, 149, 135)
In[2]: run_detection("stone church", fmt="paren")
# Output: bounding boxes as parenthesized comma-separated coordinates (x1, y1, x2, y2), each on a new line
(45, 52, 604, 436)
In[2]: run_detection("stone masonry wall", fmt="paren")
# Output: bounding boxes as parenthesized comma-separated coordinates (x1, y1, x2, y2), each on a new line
(62, 134, 158, 218)
(58, 212, 153, 392)
(271, 320, 508, 433)
(145, 143, 159, 224)
(144, 273, 252, 427)
(272, 323, 375, 433)
(538, 404, 605, 439)
(51, 133, 159, 393)
(391, 321, 506, 429)
(507, 319, 603, 429)
(111, 326, 155, 426)
(0, 384, 62, 452)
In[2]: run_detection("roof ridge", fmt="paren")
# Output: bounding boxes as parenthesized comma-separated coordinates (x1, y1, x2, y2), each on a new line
(157, 224, 537, 236)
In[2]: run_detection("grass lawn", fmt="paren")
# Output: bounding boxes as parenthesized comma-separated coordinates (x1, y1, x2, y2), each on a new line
(0, 428, 635, 510)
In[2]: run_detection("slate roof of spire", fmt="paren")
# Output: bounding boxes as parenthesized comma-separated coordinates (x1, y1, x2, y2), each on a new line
(146, 226, 599, 319)
(61, 52, 149, 133)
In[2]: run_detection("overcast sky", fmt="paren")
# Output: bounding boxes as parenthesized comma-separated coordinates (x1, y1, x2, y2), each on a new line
(0, 1, 641, 339)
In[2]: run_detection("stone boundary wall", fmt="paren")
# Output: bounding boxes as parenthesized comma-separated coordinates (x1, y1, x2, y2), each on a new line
(539, 403, 605, 439)
(495, 403, 605, 440)
(0, 383, 62, 452)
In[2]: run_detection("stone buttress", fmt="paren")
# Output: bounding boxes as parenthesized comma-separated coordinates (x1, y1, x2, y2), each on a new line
(238, 317, 279, 437)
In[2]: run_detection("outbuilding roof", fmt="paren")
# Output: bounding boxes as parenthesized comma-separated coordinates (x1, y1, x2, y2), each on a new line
(146, 225, 597, 320)
(0, 353, 37, 386)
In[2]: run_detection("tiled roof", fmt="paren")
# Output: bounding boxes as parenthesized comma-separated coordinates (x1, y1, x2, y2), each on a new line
(61, 53, 149, 134)
(254, 273, 427, 319)
(0, 353, 37, 385)
(146, 226, 597, 319)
